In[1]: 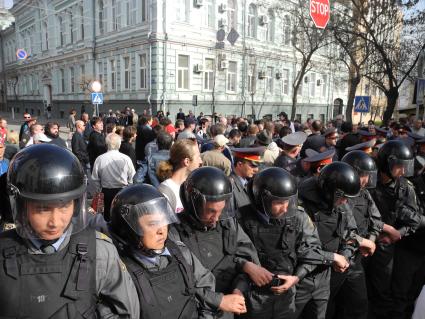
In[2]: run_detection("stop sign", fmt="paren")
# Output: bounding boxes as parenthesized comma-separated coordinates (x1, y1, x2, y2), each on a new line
(310, 0, 330, 29)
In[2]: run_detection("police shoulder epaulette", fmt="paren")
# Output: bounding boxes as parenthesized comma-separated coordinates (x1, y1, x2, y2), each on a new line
(96, 231, 113, 243)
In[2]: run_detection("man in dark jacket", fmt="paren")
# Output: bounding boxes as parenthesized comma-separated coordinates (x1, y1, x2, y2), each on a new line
(87, 117, 106, 171)
(71, 120, 89, 169)
(135, 116, 155, 183)
(45, 122, 67, 148)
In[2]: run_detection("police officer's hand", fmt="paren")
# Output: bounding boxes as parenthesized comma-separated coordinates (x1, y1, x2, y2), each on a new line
(270, 275, 299, 295)
(333, 253, 349, 273)
(219, 294, 247, 314)
(359, 238, 376, 257)
(382, 224, 401, 243)
(378, 234, 392, 245)
(243, 261, 274, 287)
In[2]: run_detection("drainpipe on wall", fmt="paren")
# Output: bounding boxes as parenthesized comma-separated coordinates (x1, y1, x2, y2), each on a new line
(241, 0, 247, 117)
(162, 0, 167, 114)
(92, 0, 96, 78)
(147, 0, 153, 115)
(0, 33, 8, 113)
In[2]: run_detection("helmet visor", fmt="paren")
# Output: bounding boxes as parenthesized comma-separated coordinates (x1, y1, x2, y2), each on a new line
(11, 192, 89, 240)
(121, 197, 178, 237)
(261, 191, 298, 219)
(389, 158, 414, 178)
(191, 189, 234, 227)
(358, 169, 378, 189)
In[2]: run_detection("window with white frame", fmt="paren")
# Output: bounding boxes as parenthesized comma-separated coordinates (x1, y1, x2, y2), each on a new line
(98, 0, 105, 34)
(128, 0, 137, 25)
(43, 21, 48, 50)
(297, 76, 303, 96)
(141, 0, 147, 22)
(139, 53, 147, 89)
(248, 4, 257, 38)
(177, 55, 189, 90)
(176, 0, 188, 22)
(123, 57, 130, 90)
(112, 0, 120, 31)
(248, 64, 256, 93)
(204, 58, 214, 91)
(266, 67, 273, 94)
(110, 60, 116, 90)
(97, 61, 104, 87)
(309, 73, 316, 97)
(80, 65, 85, 89)
(202, 0, 215, 28)
(282, 69, 290, 95)
(228, 0, 237, 31)
(322, 74, 327, 97)
(139, 54, 147, 89)
(227, 61, 237, 92)
(69, 10, 75, 43)
(267, 9, 275, 42)
(282, 16, 291, 46)
(80, 6, 84, 40)
(60, 69, 65, 93)
(58, 16, 64, 46)
(70, 67, 75, 92)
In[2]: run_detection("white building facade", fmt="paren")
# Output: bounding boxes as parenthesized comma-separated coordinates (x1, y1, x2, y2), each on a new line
(0, 0, 349, 121)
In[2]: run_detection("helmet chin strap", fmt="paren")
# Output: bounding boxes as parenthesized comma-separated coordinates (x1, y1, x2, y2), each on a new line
(138, 240, 166, 258)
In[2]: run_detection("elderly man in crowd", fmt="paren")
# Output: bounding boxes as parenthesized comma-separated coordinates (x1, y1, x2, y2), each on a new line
(92, 133, 135, 222)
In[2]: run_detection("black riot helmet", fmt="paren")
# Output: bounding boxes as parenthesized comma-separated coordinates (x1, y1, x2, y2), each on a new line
(181, 167, 234, 227)
(342, 150, 377, 188)
(7, 144, 88, 239)
(110, 184, 177, 254)
(318, 161, 361, 206)
(377, 140, 414, 178)
(250, 167, 298, 218)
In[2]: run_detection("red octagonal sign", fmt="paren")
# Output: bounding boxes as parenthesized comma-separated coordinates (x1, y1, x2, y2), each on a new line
(310, 0, 330, 29)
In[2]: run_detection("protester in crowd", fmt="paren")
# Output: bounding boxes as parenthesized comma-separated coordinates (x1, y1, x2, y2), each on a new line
(157, 139, 202, 213)
(45, 121, 67, 148)
(119, 126, 137, 169)
(148, 132, 173, 187)
(92, 133, 135, 221)
(201, 134, 232, 176)
(71, 120, 89, 169)
(87, 117, 107, 170)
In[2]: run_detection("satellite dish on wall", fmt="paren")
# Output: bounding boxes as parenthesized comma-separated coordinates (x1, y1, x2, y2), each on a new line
(4, 0, 14, 10)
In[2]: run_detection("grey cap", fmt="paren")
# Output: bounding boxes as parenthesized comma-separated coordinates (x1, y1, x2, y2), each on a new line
(281, 131, 307, 146)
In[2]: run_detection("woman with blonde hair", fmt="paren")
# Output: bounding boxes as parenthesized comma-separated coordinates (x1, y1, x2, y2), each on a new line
(157, 139, 202, 213)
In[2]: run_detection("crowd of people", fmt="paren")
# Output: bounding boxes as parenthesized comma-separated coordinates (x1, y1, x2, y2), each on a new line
(0, 106, 425, 319)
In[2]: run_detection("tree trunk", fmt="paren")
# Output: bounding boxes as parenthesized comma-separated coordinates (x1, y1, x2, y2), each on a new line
(291, 88, 299, 121)
(345, 75, 361, 123)
(383, 87, 399, 125)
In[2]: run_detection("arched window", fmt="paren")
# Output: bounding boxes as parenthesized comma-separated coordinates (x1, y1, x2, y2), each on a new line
(282, 15, 291, 46)
(248, 4, 257, 38)
(266, 9, 275, 42)
(228, 0, 237, 31)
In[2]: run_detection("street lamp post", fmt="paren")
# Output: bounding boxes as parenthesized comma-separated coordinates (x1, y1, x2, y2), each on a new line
(91, 80, 102, 117)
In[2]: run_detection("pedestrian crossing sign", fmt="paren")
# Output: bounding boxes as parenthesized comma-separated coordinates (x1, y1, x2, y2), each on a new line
(91, 93, 103, 105)
(354, 96, 370, 113)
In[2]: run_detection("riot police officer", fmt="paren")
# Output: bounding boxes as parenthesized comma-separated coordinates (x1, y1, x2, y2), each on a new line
(369, 140, 425, 319)
(0, 144, 139, 319)
(168, 166, 267, 319)
(109, 183, 236, 319)
(295, 162, 375, 319)
(324, 150, 386, 319)
(237, 167, 335, 318)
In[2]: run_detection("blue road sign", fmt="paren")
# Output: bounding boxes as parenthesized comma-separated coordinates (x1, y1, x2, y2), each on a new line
(16, 49, 28, 60)
(91, 92, 104, 104)
(354, 96, 371, 113)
